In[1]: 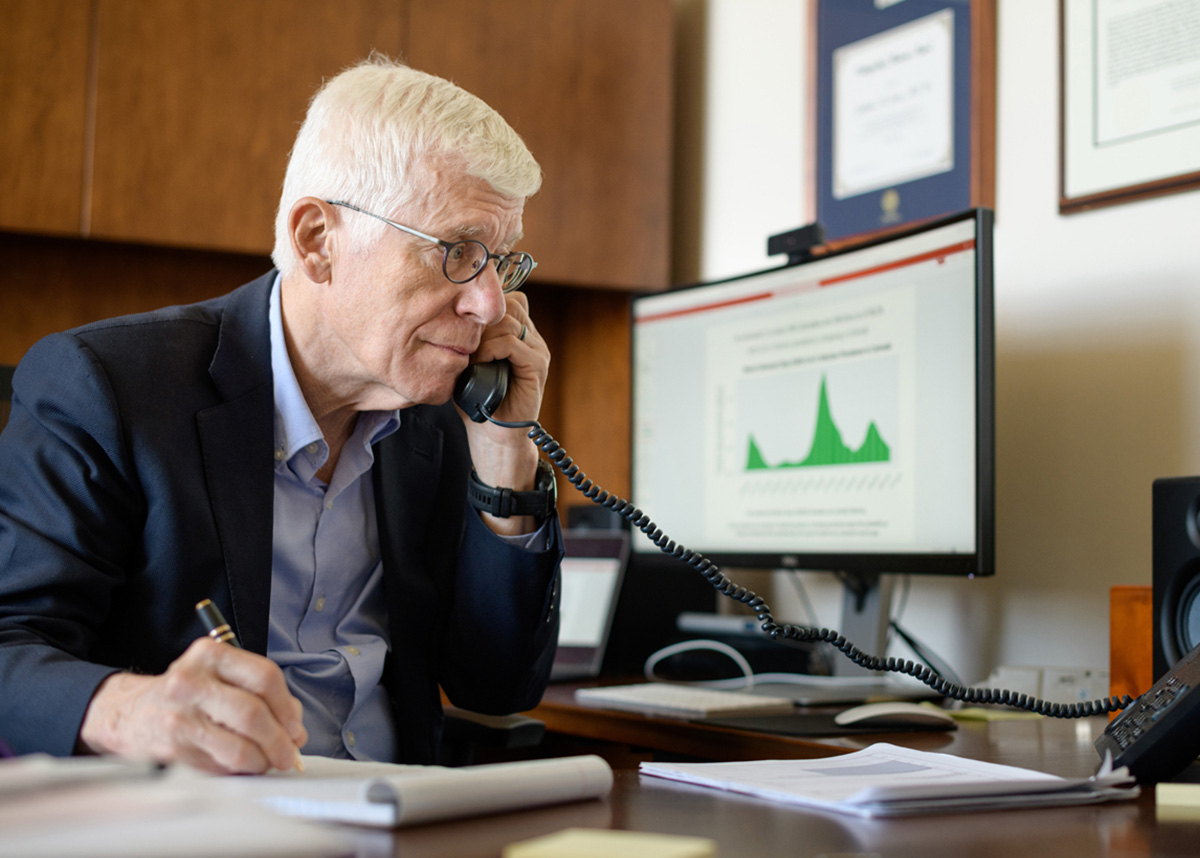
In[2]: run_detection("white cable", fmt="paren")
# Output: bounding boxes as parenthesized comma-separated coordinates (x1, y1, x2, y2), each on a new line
(642, 638, 925, 692)
(643, 639, 755, 688)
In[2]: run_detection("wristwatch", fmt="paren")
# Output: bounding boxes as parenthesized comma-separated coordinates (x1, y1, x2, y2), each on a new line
(467, 459, 557, 519)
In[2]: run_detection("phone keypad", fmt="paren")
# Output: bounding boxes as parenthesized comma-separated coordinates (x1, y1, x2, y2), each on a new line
(1095, 642, 1200, 782)
(1105, 678, 1191, 750)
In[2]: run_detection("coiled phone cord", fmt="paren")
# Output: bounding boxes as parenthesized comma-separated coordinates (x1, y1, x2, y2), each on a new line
(487, 414, 1133, 718)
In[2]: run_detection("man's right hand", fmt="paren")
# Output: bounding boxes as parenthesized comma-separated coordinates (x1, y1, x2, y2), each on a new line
(77, 637, 307, 774)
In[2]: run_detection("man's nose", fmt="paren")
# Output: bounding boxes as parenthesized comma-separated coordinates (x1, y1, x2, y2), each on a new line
(457, 265, 507, 326)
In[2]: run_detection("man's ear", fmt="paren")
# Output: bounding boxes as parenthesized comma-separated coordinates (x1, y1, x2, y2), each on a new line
(288, 198, 334, 283)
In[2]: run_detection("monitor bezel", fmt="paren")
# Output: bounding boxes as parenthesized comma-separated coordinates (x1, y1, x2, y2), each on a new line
(628, 208, 995, 579)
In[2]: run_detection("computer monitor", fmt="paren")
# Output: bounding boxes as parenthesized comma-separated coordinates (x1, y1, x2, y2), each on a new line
(629, 209, 994, 672)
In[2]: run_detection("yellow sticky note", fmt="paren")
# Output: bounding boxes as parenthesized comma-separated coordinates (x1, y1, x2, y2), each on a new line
(503, 827, 717, 858)
(1156, 783, 1200, 822)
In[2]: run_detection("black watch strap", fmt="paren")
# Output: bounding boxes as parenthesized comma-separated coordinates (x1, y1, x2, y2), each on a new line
(467, 460, 557, 519)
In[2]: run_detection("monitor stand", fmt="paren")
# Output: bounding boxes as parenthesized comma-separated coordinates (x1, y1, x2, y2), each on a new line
(748, 571, 935, 705)
(831, 571, 894, 678)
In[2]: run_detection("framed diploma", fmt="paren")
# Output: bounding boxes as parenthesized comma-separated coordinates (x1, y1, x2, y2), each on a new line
(815, 0, 995, 244)
(1060, 0, 1200, 214)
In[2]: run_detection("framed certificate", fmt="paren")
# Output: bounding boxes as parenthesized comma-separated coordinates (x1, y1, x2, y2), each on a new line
(1060, 0, 1200, 214)
(815, 0, 995, 244)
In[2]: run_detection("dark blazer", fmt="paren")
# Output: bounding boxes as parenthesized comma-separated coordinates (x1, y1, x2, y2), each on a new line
(0, 272, 562, 762)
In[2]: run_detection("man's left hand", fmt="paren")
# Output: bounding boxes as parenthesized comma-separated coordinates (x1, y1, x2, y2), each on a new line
(459, 292, 549, 535)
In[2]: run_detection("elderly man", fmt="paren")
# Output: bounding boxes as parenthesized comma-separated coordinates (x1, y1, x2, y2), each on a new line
(0, 57, 561, 773)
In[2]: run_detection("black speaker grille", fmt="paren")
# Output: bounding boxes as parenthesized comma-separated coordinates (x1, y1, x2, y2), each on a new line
(1153, 477, 1200, 677)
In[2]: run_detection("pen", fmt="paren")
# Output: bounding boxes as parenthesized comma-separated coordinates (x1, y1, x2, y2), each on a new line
(195, 598, 241, 647)
(194, 599, 305, 772)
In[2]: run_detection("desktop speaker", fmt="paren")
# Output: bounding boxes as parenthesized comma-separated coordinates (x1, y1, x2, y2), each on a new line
(1152, 476, 1200, 678)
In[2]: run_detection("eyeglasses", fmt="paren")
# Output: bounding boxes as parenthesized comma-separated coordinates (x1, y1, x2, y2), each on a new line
(326, 200, 537, 293)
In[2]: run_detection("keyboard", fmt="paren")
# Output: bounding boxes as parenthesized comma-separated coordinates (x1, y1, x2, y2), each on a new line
(574, 683, 796, 718)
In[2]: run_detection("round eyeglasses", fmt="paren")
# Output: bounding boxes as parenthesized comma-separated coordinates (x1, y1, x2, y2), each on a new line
(327, 200, 537, 293)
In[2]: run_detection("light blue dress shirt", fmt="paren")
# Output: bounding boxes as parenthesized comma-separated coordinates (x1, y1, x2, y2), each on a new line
(267, 277, 399, 760)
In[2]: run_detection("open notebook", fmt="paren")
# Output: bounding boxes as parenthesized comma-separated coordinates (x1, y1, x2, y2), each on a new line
(550, 530, 629, 681)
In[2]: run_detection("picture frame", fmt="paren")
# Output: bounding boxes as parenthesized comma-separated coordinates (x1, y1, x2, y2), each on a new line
(1060, 0, 1200, 214)
(814, 0, 995, 245)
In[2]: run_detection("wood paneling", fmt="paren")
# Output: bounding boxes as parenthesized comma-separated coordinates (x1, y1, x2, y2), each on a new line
(529, 285, 633, 515)
(5, 0, 674, 291)
(88, 0, 406, 253)
(0, 0, 92, 235)
(407, 0, 674, 292)
(0, 232, 270, 366)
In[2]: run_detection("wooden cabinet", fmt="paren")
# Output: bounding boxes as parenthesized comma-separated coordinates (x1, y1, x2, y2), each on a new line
(88, 0, 405, 253)
(2, 0, 673, 289)
(407, 0, 675, 291)
(0, 0, 92, 236)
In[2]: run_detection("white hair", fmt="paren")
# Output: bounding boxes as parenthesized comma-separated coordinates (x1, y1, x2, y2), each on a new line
(271, 56, 542, 275)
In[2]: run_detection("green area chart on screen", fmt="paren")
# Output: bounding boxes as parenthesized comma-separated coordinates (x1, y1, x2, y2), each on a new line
(745, 376, 890, 471)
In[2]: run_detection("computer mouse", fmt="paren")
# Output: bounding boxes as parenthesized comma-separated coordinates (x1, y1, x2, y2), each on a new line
(833, 701, 957, 730)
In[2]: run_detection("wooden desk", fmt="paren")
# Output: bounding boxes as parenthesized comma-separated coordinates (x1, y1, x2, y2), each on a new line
(381, 717, 1186, 858)
(374, 687, 1193, 858)
(385, 772, 1173, 858)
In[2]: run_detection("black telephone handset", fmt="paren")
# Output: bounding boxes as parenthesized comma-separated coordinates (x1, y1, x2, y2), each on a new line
(1095, 640, 1200, 783)
(454, 360, 510, 423)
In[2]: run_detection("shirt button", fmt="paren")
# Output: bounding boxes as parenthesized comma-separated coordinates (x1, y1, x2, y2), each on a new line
(324, 500, 334, 510)
(345, 646, 360, 656)
(346, 731, 356, 748)
(314, 597, 326, 612)
(305, 442, 319, 455)
(274, 448, 285, 461)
